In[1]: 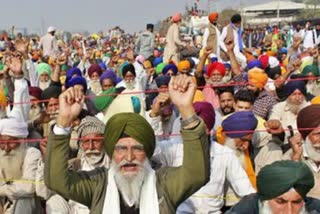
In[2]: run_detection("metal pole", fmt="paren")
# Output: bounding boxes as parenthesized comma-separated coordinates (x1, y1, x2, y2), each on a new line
(276, 0, 280, 25)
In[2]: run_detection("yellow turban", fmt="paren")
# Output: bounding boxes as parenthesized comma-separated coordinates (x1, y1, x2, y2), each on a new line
(311, 96, 320, 105)
(193, 90, 205, 103)
(178, 60, 191, 73)
(0, 90, 7, 111)
(248, 68, 268, 89)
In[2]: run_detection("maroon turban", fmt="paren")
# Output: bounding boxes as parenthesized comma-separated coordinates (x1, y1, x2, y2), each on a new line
(29, 87, 43, 100)
(297, 104, 320, 139)
(193, 102, 215, 131)
(88, 64, 102, 78)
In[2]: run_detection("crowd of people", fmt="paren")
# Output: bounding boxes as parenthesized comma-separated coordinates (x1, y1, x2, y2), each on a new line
(0, 10, 320, 214)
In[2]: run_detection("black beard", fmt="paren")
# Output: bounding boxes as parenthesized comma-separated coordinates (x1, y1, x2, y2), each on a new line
(221, 107, 235, 116)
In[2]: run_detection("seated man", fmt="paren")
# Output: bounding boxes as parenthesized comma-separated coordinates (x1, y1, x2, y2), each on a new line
(226, 160, 320, 214)
(45, 75, 210, 213)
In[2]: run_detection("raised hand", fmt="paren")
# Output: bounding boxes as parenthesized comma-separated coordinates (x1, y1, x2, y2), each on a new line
(8, 52, 23, 77)
(264, 119, 284, 135)
(55, 54, 67, 66)
(169, 74, 196, 119)
(57, 86, 85, 128)
(289, 133, 303, 161)
(15, 39, 29, 55)
(150, 93, 170, 117)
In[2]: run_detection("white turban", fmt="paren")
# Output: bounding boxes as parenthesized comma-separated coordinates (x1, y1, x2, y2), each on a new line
(0, 118, 28, 138)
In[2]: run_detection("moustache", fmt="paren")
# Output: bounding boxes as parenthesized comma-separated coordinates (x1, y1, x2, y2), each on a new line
(118, 160, 142, 168)
(84, 150, 101, 155)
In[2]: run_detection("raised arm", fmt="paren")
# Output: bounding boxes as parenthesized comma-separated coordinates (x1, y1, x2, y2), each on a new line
(159, 75, 210, 206)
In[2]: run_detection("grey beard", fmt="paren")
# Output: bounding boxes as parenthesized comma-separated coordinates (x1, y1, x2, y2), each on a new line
(286, 101, 305, 115)
(125, 80, 136, 90)
(29, 105, 41, 121)
(39, 80, 51, 91)
(0, 144, 26, 181)
(224, 137, 247, 170)
(111, 159, 151, 208)
(305, 138, 320, 162)
(83, 150, 105, 167)
(89, 80, 102, 95)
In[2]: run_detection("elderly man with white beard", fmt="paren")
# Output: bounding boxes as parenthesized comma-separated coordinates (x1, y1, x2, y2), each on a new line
(269, 80, 309, 146)
(45, 74, 210, 214)
(283, 104, 320, 199)
(0, 118, 42, 214)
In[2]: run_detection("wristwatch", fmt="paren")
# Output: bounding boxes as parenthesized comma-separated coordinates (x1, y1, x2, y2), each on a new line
(181, 114, 200, 128)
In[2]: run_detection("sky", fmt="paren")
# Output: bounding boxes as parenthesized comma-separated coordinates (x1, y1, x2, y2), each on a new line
(0, 0, 270, 34)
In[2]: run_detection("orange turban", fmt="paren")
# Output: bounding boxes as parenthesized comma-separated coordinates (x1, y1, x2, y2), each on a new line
(208, 12, 219, 23)
(0, 90, 7, 111)
(171, 13, 182, 23)
(178, 60, 191, 72)
(248, 68, 268, 89)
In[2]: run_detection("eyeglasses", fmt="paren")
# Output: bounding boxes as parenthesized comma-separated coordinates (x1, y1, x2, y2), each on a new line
(114, 144, 144, 155)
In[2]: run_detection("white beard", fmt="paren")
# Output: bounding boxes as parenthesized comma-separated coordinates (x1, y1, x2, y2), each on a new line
(110, 159, 151, 208)
(29, 105, 41, 121)
(224, 137, 247, 170)
(286, 101, 305, 115)
(39, 80, 51, 90)
(0, 144, 26, 181)
(125, 80, 136, 90)
(305, 138, 320, 162)
(260, 200, 307, 214)
(83, 150, 106, 168)
(89, 80, 102, 95)
(306, 81, 320, 96)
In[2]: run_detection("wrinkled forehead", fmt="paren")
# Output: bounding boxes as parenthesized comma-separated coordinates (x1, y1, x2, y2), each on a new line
(115, 137, 143, 147)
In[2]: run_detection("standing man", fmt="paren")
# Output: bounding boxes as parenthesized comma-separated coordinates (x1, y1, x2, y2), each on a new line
(135, 24, 155, 59)
(163, 13, 187, 64)
(39, 26, 58, 57)
(45, 74, 210, 213)
(202, 12, 220, 59)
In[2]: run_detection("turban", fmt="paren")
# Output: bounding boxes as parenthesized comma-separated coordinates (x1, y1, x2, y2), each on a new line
(104, 113, 155, 158)
(171, 13, 182, 23)
(41, 86, 61, 101)
(208, 12, 219, 23)
(29, 87, 42, 100)
(156, 62, 167, 75)
(311, 96, 320, 105)
(67, 68, 82, 79)
(193, 90, 205, 103)
(143, 60, 153, 69)
(122, 64, 136, 77)
(257, 160, 314, 201)
(0, 118, 28, 138)
(259, 55, 269, 69)
(284, 80, 306, 98)
(100, 69, 117, 85)
(135, 55, 145, 64)
(268, 56, 279, 69)
(302, 64, 320, 77)
(162, 63, 178, 76)
(36, 63, 52, 76)
(61, 64, 69, 71)
(248, 68, 268, 89)
(95, 87, 116, 111)
(209, 54, 218, 63)
(88, 64, 103, 78)
(155, 76, 171, 88)
(153, 57, 163, 67)
(247, 60, 263, 70)
(224, 63, 231, 70)
(193, 102, 215, 131)
(297, 104, 320, 139)
(65, 76, 87, 93)
(32, 53, 39, 62)
(0, 90, 7, 111)
(77, 116, 105, 138)
(266, 65, 281, 80)
(98, 62, 107, 71)
(178, 60, 191, 72)
(119, 61, 130, 74)
(222, 111, 258, 138)
(207, 62, 226, 78)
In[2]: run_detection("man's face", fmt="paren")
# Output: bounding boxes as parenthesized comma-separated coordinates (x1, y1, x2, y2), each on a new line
(90, 72, 100, 81)
(266, 189, 304, 214)
(0, 135, 20, 154)
(287, 89, 305, 106)
(219, 92, 235, 115)
(234, 101, 253, 112)
(39, 73, 50, 82)
(247, 84, 260, 96)
(124, 72, 135, 82)
(234, 134, 253, 151)
(46, 98, 59, 115)
(112, 137, 146, 177)
(209, 70, 223, 83)
(101, 78, 114, 91)
(306, 126, 320, 162)
(81, 133, 104, 152)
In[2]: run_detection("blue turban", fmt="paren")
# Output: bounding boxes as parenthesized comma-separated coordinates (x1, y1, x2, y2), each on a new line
(210, 56, 218, 63)
(247, 60, 263, 70)
(224, 63, 231, 70)
(99, 62, 107, 71)
(67, 68, 82, 79)
(65, 76, 87, 93)
(153, 57, 163, 67)
(162, 64, 178, 76)
(284, 80, 306, 98)
(100, 69, 117, 85)
(155, 76, 171, 88)
(222, 111, 258, 138)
